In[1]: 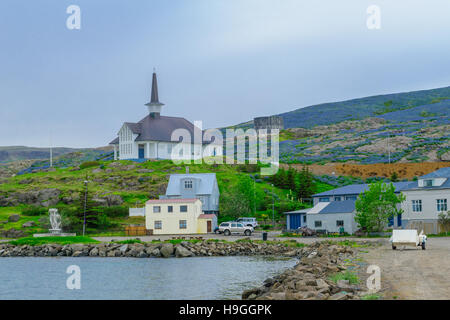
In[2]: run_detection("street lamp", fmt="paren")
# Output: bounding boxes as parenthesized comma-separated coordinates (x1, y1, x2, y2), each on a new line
(83, 180, 88, 236)
(271, 184, 275, 229)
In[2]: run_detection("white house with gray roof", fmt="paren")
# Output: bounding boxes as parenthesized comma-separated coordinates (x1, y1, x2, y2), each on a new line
(109, 72, 220, 161)
(160, 171, 220, 214)
(400, 167, 450, 234)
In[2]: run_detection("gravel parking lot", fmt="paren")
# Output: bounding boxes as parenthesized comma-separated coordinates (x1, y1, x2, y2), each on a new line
(363, 237, 450, 300)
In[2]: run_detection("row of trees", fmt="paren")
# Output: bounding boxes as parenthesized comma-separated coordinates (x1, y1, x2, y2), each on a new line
(270, 166, 315, 200)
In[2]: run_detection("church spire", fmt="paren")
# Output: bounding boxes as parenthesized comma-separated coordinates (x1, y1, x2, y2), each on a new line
(150, 71, 161, 104)
(146, 70, 164, 118)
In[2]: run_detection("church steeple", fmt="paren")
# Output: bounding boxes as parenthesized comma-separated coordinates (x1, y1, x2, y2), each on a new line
(145, 70, 164, 118)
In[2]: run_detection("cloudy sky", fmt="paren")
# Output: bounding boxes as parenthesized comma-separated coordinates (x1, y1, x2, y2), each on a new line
(0, 0, 449, 147)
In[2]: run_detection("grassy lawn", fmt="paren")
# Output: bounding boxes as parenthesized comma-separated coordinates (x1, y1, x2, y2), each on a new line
(9, 236, 100, 246)
(0, 206, 47, 236)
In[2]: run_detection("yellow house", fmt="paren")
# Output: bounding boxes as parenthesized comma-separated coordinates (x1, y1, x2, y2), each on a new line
(145, 198, 217, 235)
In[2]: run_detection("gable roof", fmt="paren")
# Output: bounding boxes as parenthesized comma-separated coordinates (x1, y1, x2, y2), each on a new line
(165, 173, 218, 196)
(319, 200, 356, 214)
(420, 167, 450, 179)
(313, 181, 411, 197)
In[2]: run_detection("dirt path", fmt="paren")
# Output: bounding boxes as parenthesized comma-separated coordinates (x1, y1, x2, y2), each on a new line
(363, 237, 450, 299)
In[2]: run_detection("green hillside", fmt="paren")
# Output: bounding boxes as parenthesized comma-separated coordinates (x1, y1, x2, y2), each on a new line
(0, 160, 332, 238)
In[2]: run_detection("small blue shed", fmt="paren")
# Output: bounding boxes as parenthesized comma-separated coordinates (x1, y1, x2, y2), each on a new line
(284, 208, 309, 231)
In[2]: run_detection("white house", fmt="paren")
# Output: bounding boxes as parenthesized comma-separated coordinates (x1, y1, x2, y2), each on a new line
(145, 198, 217, 235)
(401, 167, 450, 234)
(109, 72, 221, 161)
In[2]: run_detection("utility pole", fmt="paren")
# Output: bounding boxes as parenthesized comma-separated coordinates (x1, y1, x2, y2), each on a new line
(253, 178, 256, 216)
(49, 130, 53, 168)
(387, 132, 391, 164)
(83, 180, 88, 236)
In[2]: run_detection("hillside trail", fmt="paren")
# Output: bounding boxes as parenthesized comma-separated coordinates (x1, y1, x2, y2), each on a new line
(363, 238, 450, 299)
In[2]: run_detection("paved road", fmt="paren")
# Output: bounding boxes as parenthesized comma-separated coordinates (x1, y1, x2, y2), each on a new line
(364, 237, 450, 300)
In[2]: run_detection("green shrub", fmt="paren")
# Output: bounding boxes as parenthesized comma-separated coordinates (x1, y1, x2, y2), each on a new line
(101, 206, 129, 218)
(80, 161, 100, 169)
(329, 271, 359, 284)
(22, 206, 48, 216)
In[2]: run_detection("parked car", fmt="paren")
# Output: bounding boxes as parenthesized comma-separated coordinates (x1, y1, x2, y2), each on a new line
(219, 222, 253, 236)
(297, 226, 316, 237)
(236, 217, 258, 228)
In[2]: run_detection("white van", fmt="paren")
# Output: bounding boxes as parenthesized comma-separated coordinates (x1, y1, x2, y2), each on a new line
(236, 217, 258, 228)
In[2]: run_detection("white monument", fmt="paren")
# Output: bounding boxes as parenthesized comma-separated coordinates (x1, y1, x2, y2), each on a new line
(33, 208, 76, 237)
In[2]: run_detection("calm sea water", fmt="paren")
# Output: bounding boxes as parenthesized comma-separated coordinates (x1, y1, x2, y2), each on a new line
(0, 256, 296, 300)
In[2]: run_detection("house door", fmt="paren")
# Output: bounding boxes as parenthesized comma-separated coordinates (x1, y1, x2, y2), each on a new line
(289, 214, 301, 229)
(207, 221, 212, 233)
(138, 145, 145, 159)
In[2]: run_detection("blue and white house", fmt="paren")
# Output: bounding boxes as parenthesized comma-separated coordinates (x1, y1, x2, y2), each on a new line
(285, 168, 450, 234)
(400, 167, 450, 234)
(160, 170, 220, 214)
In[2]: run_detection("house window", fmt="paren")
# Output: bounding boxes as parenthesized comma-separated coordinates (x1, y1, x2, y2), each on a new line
(412, 200, 422, 212)
(336, 220, 344, 227)
(167, 144, 172, 154)
(319, 197, 329, 202)
(437, 199, 447, 212)
(180, 205, 188, 212)
(424, 179, 433, 187)
(314, 221, 322, 228)
(168, 206, 173, 213)
(153, 206, 161, 213)
(345, 196, 357, 201)
(334, 196, 342, 201)
(154, 221, 162, 229)
(184, 180, 193, 189)
(179, 220, 187, 229)
(303, 215, 307, 223)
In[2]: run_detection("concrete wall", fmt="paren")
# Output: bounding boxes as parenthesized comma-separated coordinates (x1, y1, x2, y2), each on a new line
(254, 116, 284, 130)
(145, 200, 204, 235)
(129, 208, 145, 217)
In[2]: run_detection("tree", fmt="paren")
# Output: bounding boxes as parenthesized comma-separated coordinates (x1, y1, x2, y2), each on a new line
(355, 181, 405, 233)
(296, 165, 315, 200)
(286, 166, 297, 192)
(74, 185, 99, 231)
(438, 211, 450, 233)
(390, 172, 399, 182)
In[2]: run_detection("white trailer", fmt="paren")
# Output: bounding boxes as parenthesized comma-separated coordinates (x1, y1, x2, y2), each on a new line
(389, 229, 427, 250)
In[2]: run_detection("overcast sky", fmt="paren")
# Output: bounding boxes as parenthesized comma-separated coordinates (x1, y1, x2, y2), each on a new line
(1, 0, 449, 148)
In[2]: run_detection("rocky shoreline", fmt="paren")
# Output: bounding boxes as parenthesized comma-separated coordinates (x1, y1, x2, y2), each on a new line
(0, 240, 300, 258)
(242, 241, 371, 300)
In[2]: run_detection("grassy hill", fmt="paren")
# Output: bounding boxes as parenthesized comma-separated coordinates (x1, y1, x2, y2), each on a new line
(0, 159, 334, 238)
(0, 146, 112, 164)
(233, 86, 450, 164)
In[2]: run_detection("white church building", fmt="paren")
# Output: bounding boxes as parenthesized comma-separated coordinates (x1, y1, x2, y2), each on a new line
(109, 72, 220, 161)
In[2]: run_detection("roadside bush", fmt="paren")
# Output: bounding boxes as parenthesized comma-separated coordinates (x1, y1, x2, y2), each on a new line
(22, 206, 47, 216)
(80, 161, 100, 169)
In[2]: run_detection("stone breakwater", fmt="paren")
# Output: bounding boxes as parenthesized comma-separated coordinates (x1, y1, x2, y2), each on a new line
(242, 241, 370, 300)
(0, 240, 301, 258)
